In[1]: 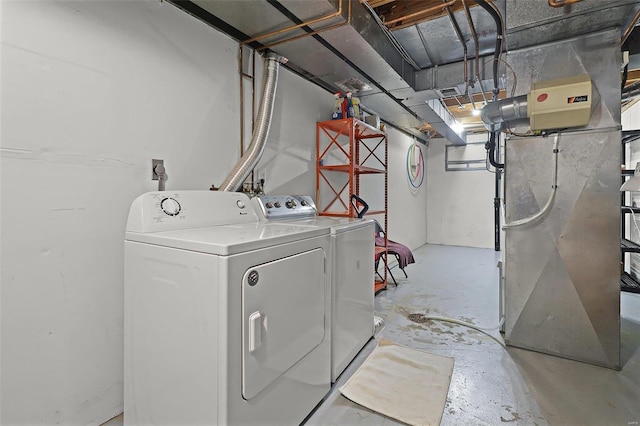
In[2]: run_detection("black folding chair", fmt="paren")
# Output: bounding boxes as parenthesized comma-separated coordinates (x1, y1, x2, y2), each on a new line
(350, 195, 414, 285)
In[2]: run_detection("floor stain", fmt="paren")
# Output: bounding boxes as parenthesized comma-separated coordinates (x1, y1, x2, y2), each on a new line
(500, 406, 522, 423)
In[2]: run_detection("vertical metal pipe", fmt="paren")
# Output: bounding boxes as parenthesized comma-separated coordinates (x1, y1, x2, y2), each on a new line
(472, 0, 503, 97)
(461, 0, 479, 83)
(494, 172, 501, 251)
(239, 46, 245, 157)
(444, 2, 468, 89)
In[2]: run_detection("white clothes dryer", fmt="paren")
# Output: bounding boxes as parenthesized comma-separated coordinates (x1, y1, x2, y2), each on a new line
(252, 195, 374, 382)
(124, 191, 331, 426)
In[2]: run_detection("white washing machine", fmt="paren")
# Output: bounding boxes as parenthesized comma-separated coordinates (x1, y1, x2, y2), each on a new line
(252, 195, 374, 382)
(124, 191, 331, 426)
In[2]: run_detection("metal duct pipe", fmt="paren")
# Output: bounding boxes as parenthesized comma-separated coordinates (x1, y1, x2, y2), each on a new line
(218, 53, 287, 192)
(480, 94, 528, 131)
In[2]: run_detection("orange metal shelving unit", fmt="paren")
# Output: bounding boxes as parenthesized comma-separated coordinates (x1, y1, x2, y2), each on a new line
(316, 117, 389, 293)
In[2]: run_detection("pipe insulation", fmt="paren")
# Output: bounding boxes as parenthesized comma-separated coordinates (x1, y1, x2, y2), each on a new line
(219, 53, 287, 192)
(472, 0, 503, 96)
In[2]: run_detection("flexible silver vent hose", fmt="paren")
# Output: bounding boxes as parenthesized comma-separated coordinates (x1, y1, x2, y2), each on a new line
(218, 53, 287, 192)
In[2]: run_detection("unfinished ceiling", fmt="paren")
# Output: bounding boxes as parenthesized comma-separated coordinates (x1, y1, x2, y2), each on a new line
(169, 0, 640, 142)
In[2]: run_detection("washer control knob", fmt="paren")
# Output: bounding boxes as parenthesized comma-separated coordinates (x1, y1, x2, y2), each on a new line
(301, 199, 309, 206)
(160, 197, 181, 216)
(266, 202, 274, 209)
(285, 199, 297, 209)
(236, 200, 246, 209)
(274, 201, 281, 208)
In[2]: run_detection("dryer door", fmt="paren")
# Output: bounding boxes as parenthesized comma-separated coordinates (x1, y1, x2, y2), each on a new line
(242, 248, 325, 400)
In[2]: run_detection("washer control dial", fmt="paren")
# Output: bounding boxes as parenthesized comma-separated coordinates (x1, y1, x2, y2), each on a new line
(160, 197, 181, 216)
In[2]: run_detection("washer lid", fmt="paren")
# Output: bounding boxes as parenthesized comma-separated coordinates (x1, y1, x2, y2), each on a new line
(125, 222, 329, 255)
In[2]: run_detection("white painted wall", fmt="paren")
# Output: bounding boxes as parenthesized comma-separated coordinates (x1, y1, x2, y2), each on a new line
(386, 127, 428, 251)
(426, 133, 496, 248)
(257, 64, 334, 195)
(0, 1, 333, 424)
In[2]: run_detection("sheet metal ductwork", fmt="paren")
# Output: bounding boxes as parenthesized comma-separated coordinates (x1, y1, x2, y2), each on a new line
(219, 53, 285, 192)
(173, 0, 468, 144)
(503, 29, 621, 369)
(480, 94, 528, 131)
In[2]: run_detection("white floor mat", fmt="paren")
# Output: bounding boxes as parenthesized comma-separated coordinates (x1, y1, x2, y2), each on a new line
(339, 338, 454, 426)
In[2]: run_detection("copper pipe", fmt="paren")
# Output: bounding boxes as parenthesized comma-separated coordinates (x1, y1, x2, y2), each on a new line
(548, 0, 583, 8)
(445, 2, 468, 93)
(383, 0, 455, 27)
(622, 7, 640, 45)
(219, 53, 286, 192)
(257, 0, 352, 51)
(241, 0, 343, 45)
(461, 0, 479, 83)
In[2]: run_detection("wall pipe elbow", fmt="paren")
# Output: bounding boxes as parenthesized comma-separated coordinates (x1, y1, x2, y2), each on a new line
(480, 95, 529, 131)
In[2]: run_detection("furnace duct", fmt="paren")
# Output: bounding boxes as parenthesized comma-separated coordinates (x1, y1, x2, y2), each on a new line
(219, 53, 287, 192)
(480, 95, 529, 131)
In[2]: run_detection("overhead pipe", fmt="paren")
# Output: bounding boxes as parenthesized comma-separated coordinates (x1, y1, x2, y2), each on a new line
(240, 0, 344, 46)
(444, 1, 469, 95)
(486, 0, 506, 74)
(472, 0, 506, 171)
(218, 53, 287, 192)
(461, 0, 479, 81)
(471, 0, 503, 98)
(256, 0, 352, 51)
(384, 0, 455, 27)
(461, 0, 489, 106)
(362, 0, 421, 70)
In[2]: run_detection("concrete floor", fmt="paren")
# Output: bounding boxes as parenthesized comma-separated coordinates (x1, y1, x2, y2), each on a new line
(306, 244, 640, 426)
(105, 244, 640, 426)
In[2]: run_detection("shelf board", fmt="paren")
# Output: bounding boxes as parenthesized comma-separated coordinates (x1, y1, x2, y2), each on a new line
(374, 280, 387, 294)
(318, 164, 385, 174)
(621, 238, 640, 253)
(621, 272, 640, 293)
(318, 117, 386, 139)
(622, 206, 640, 214)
